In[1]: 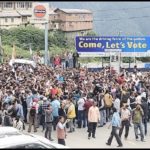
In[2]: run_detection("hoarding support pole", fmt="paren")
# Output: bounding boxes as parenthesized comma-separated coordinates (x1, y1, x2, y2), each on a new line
(109, 53, 111, 74)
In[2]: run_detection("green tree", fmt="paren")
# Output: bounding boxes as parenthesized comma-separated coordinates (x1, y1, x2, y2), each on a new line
(85, 30, 97, 36)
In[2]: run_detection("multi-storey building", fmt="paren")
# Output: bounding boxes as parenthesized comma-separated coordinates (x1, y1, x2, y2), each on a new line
(51, 8, 93, 38)
(0, 1, 32, 29)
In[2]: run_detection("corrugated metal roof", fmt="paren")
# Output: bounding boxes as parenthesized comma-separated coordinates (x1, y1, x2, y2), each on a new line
(55, 8, 92, 14)
(0, 11, 21, 17)
(49, 11, 57, 15)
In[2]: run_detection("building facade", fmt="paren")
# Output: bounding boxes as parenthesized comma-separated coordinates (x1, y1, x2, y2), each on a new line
(52, 8, 93, 38)
(0, 1, 32, 29)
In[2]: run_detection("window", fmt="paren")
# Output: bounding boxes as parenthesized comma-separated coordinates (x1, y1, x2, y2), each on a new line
(27, 2, 32, 8)
(5, 18, 8, 23)
(4, 2, 13, 8)
(54, 24, 57, 28)
(24, 143, 47, 149)
(22, 16, 27, 22)
(0, 2, 2, 8)
(7, 143, 51, 149)
(17, 2, 21, 8)
(11, 18, 14, 23)
(21, 2, 25, 8)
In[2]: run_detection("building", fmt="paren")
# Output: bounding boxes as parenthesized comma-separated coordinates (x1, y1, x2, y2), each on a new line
(52, 8, 93, 38)
(0, 1, 32, 29)
(0, 2, 93, 39)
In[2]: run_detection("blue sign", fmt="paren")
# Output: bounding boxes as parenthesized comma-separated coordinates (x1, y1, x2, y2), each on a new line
(145, 63, 150, 68)
(76, 36, 150, 53)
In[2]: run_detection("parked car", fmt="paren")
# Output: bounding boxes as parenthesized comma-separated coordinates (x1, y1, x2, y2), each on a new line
(0, 127, 69, 149)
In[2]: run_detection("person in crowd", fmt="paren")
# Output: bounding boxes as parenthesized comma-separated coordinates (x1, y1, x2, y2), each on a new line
(26, 90, 33, 124)
(141, 97, 148, 136)
(59, 101, 67, 118)
(132, 103, 145, 142)
(45, 104, 54, 141)
(119, 104, 131, 140)
(77, 93, 86, 128)
(98, 93, 106, 127)
(113, 94, 120, 113)
(66, 99, 76, 133)
(51, 96, 60, 131)
(39, 97, 49, 131)
(106, 107, 123, 147)
(56, 116, 69, 146)
(88, 101, 100, 139)
(28, 102, 37, 133)
(84, 95, 93, 130)
(104, 90, 113, 122)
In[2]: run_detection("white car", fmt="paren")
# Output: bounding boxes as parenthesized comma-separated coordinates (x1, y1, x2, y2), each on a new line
(0, 127, 69, 149)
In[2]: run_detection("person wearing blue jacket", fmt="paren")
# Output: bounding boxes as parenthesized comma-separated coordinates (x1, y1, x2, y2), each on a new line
(106, 107, 123, 147)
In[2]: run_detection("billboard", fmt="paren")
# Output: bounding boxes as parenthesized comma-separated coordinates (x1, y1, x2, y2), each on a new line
(30, 2, 49, 27)
(75, 36, 150, 57)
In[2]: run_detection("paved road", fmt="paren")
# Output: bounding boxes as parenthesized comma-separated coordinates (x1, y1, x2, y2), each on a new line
(24, 122, 150, 148)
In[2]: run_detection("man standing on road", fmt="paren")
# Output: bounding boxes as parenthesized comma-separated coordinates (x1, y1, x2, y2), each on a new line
(67, 99, 76, 133)
(45, 104, 54, 141)
(119, 104, 131, 140)
(77, 93, 86, 128)
(51, 96, 60, 131)
(88, 101, 100, 139)
(40, 97, 49, 131)
(106, 107, 123, 147)
(141, 97, 148, 136)
(104, 90, 113, 122)
(132, 103, 145, 142)
(113, 94, 121, 112)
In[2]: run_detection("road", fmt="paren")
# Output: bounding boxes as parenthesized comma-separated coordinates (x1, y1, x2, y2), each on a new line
(23, 122, 150, 148)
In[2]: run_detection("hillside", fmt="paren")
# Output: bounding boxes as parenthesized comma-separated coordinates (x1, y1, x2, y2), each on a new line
(50, 2, 150, 36)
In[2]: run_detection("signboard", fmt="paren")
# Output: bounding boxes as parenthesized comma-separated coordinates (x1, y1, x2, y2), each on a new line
(145, 63, 150, 68)
(30, 2, 49, 29)
(34, 5, 46, 18)
(76, 36, 150, 57)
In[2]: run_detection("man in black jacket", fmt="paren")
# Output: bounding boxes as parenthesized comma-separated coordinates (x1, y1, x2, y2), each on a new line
(141, 97, 148, 136)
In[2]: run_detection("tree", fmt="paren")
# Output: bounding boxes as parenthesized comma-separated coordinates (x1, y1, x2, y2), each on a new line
(85, 30, 97, 36)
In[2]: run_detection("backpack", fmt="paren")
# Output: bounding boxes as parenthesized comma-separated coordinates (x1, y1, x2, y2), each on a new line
(104, 94, 113, 108)
(30, 107, 36, 117)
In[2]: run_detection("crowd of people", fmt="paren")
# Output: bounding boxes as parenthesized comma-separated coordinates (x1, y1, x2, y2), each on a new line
(0, 57, 150, 147)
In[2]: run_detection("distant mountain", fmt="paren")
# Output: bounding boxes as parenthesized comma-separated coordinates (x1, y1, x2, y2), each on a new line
(49, 2, 150, 36)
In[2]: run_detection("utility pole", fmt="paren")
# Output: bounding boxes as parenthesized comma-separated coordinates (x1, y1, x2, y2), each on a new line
(44, 21, 48, 65)
(0, 35, 3, 63)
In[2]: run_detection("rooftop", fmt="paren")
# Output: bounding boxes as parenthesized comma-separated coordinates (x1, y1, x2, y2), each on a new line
(54, 8, 92, 14)
(17, 10, 32, 16)
(0, 11, 21, 17)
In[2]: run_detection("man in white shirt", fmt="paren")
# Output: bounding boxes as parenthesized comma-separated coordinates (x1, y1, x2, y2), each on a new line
(113, 94, 121, 113)
(77, 94, 86, 128)
(141, 88, 146, 99)
(136, 93, 142, 105)
(88, 101, 100, 139)
(119, 104, 131, 140)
